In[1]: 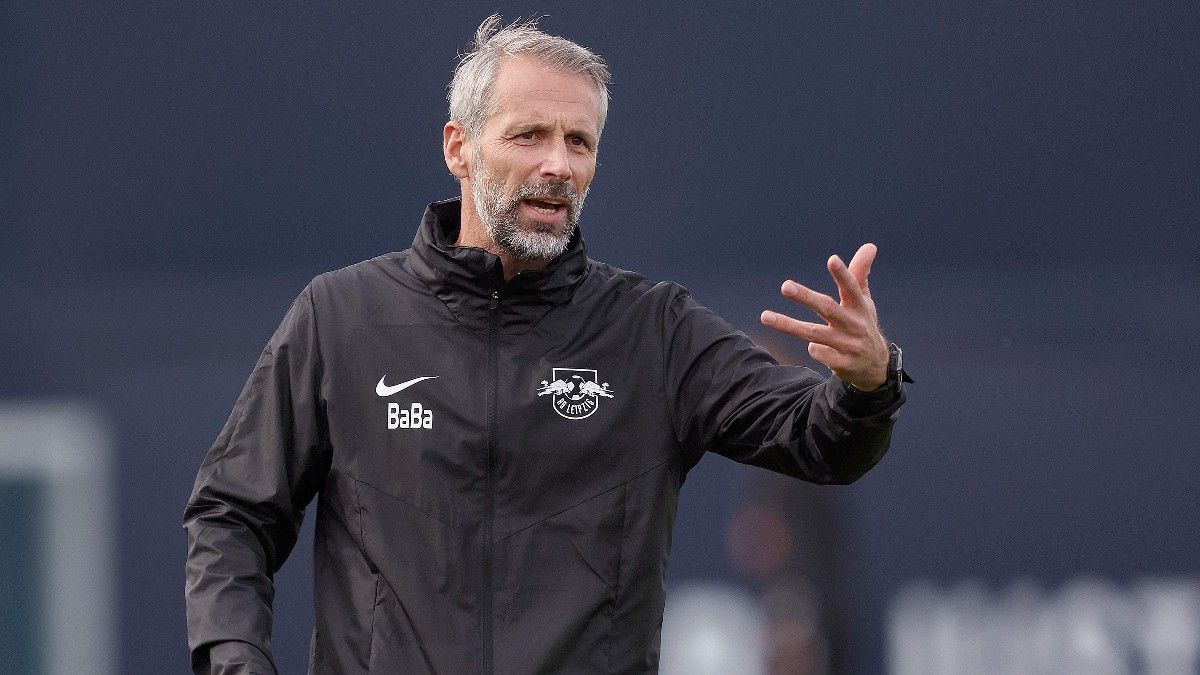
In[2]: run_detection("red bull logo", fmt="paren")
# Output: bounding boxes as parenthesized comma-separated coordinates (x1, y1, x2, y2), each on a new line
(536, 368, 614, 420)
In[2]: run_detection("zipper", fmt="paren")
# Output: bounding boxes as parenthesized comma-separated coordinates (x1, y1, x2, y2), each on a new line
(483, 288, 500, 674)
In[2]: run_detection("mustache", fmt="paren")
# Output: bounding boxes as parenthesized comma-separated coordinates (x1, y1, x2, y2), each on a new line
(512, 179, 580, 205)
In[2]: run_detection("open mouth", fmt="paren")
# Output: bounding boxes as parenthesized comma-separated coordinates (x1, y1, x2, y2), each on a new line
(521, 197, 567, 215)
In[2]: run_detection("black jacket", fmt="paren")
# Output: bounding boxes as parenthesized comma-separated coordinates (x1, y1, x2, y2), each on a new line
(183, 199, 905, 674)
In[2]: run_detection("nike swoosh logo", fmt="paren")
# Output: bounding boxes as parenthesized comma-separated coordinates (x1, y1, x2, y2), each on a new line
(376, 375, 438, 397)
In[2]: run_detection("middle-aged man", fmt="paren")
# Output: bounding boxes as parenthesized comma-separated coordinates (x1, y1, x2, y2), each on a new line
(184, 15, 911, 674)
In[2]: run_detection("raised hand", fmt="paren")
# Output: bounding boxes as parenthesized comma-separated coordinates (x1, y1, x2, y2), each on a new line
(760, 243, 890, 391)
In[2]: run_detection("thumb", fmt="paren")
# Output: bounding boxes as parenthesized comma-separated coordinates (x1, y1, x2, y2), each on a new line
(847, 243, 876, 296)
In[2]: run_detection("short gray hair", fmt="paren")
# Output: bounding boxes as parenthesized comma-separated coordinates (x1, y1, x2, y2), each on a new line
(448, 15, 612, 143)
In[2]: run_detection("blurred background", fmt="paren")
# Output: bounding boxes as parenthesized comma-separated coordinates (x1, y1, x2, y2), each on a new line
(3, 2, 1198, 673)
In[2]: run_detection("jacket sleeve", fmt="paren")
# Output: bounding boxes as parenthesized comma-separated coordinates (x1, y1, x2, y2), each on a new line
(664, 288, 904, 484)
(183, 283, 331, 674)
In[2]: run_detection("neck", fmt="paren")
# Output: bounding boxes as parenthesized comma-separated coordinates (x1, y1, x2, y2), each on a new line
(456, 194, 551, 281)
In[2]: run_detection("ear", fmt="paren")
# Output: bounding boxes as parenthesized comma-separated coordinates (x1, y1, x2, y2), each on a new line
(443, 121, 471, 180)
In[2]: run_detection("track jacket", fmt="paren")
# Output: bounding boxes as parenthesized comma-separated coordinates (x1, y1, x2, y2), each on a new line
(184, 198, 906, 674)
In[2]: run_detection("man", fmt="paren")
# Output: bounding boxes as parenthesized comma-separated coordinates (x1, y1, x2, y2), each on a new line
(184, 15, 909, 674)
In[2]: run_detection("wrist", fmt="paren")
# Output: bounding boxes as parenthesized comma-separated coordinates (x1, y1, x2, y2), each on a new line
(845, 370, 886, 392)
(844, 343, 911, 398)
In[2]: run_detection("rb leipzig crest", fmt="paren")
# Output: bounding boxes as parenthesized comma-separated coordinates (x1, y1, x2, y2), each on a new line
(536, 368, 614, 420)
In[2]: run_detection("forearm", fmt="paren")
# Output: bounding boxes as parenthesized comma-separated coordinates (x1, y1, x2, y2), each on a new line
(807, 376, 904, 483)
(191, 639, 277, 675)
(184, 516, 279, 674)
(712, 372, 903, 484)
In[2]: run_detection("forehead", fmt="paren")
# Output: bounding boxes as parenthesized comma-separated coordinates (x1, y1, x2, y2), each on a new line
(486, 56, 601, 133)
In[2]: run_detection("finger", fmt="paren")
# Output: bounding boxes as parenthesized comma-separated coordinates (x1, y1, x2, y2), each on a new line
(760, 311, 851, 349)
(827, 254, 867, 308)
(780, 280, 852, 326)
(808, 342, 849, 372)
(847, 243, 877, 296)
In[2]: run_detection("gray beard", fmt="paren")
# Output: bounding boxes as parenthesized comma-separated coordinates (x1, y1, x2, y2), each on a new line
(470, 157, 587, 263)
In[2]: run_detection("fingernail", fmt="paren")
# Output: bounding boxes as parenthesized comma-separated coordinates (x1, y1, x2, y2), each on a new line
(760, 310, 774, 323)
(782, 281, 799, 295)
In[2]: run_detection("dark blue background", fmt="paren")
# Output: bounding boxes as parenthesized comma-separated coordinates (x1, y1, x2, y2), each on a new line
(4, 2, 1198, 672)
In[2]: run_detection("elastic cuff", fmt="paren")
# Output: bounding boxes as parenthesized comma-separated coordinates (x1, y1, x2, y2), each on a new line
(834, 377, 901, 416)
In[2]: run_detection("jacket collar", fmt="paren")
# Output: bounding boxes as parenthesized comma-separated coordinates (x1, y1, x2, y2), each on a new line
(405, 198, 589, 332)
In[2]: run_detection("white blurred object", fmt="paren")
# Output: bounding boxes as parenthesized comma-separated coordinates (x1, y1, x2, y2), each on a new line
(0, 403, 114, 675)
(1136, 579, 1200, 673)
(660, 583, 766, 675)
(888, 577, 1200, 675)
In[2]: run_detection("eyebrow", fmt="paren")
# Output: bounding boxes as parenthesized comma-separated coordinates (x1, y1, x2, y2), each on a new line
(503, 121, 597, 144)
(503, 121, 547, 134)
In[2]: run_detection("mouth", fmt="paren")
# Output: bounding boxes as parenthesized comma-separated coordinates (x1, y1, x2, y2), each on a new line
(519, 197, 569, 223)
(522, 197, 567, 212)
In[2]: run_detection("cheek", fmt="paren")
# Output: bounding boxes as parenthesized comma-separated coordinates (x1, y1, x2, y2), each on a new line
(506, 155, 545, 184)
(479, 145, 525, 177)
(572, 159, 596, 189)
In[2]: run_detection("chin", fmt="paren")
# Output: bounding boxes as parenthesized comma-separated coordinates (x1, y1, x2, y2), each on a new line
(515, 215, 566, 236)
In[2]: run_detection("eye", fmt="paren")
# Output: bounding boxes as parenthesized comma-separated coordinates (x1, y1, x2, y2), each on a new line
(569, 135, 590, 148)
(517, 131, 537, 141)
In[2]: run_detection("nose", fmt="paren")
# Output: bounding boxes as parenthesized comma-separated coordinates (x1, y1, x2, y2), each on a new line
(539, 137, 573, 181)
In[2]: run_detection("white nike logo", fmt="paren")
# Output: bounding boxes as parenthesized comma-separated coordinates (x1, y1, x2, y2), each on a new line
(376, 375, 438, 397)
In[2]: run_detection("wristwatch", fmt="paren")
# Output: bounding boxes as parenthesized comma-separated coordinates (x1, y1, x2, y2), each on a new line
(847, 342, 913, 398)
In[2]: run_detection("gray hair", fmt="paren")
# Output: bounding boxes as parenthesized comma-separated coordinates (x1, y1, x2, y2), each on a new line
(448, 15, 612, 143)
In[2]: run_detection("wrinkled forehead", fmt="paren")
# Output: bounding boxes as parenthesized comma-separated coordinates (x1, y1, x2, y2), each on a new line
(486, 56, 602, 134)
